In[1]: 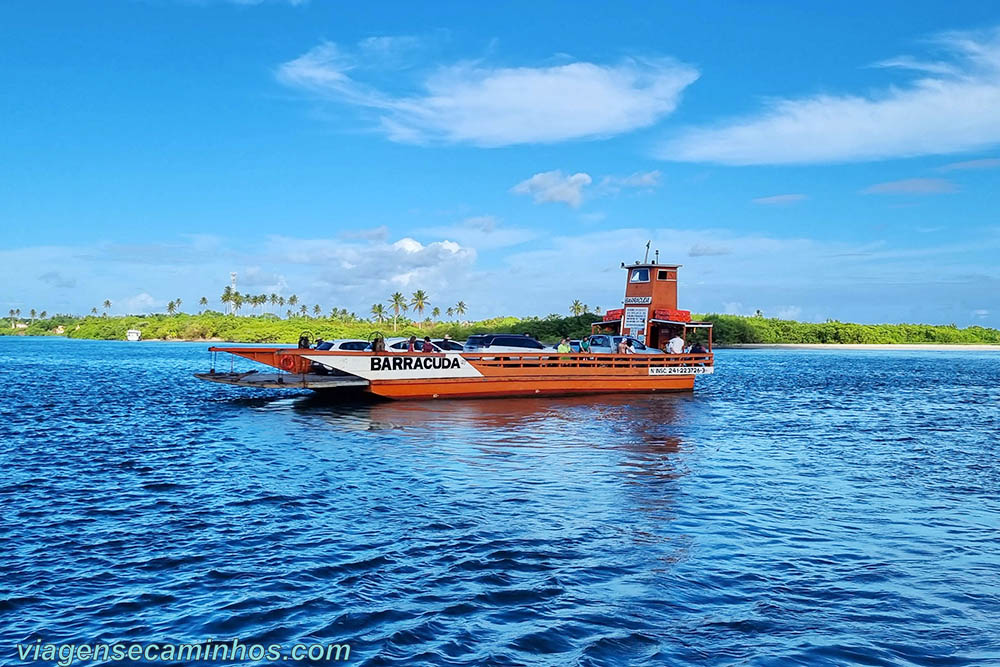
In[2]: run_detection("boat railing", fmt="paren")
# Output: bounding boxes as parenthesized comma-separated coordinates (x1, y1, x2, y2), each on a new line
(460, 352, 714, 369)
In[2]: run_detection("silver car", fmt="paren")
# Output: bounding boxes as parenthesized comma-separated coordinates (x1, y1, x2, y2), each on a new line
(585, 334, 663, 354)
(463, 334, 552, 353)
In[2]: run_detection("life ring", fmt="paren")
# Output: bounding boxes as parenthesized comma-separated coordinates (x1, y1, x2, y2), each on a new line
(279, 355, 295, 371)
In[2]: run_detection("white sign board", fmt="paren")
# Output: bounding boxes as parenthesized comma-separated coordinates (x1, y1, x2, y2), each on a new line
(649, 366, 714, 375)
(623, 306, 648, 332)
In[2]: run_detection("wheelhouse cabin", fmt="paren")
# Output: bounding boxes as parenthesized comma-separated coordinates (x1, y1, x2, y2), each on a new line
(592, 260, 713, 352)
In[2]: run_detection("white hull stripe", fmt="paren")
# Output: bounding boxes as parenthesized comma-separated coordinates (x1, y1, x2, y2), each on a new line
(303, 354, 484, 380)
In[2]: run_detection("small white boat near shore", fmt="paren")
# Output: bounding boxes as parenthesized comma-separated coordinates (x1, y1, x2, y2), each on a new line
(126, 329, 141, 342)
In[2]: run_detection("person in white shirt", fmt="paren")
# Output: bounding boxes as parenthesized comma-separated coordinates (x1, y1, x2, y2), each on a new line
(667, 334, 685, 354)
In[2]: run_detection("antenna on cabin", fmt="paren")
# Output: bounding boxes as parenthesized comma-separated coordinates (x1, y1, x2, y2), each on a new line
(655, 249, 660, 264)
(643, 240, 651, 263)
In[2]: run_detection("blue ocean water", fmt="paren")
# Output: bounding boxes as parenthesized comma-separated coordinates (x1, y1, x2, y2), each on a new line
(1, 337, 999, 665)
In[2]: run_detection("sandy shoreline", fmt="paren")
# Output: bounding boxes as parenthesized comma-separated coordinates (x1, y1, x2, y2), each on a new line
(720, 343, 1000, 351)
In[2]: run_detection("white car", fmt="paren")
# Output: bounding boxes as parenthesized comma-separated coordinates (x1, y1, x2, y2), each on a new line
(382, 337, 447, 353)
(314, 339, 370, 351)
(309, 339, 370, 374)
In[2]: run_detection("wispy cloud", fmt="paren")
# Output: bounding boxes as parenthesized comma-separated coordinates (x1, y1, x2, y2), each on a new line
(752, 194, 808, 205)
(421, 216, 539, 250)
(688, 243, 731, 257)
(862, 178, 958, 195)
(938, 157, 1000, 171)
(598, 170, 662, 194)
(659, 26, 1000, 164)
(38, 271, 76, 289)
(511, 170, 592, 207)
(277, 40, 699, 146)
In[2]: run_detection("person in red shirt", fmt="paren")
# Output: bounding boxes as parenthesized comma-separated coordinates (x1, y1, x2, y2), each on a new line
(422, 336, 435, 353)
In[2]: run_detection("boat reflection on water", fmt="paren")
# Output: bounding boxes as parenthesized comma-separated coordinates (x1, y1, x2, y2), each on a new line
(291, 392, 697, 500)
(282, 391, 701, 567)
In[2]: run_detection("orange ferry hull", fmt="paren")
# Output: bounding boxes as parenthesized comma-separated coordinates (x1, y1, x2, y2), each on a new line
(201, 347, 712, 401)
(368, 374, 695, 400)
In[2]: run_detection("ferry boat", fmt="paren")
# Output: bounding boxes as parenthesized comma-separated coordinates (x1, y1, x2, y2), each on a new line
(196, 257, 714, 400)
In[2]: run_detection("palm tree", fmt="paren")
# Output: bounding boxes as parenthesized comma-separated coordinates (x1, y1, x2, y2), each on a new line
(432, 307, 441, 320)
(446, 307, 454, 318)
(102, 300, 111, 316)
(167, 300, 177, 315)
(199, 296, 208, 312)
(410, 290, 429, 325)
(370, 303, 386, 324)
(455, 301, 467, 318)
(8, 308, 15, 328)
(232, 292, 244, 315)
(595, 306, 602, 316)
(288, 294, 298, 309)
(270, 293, 278, 314)
(221, 285, 233, 315)
(175, 298, 183, 313)
(313, 304, 321, 317)
(90, 307, 98, 316)
(286, 309, 293, 319)
(29, 308, 36, 323)
(389, 292, 408, 332)
(39, 310, 47, 320)
(570, 300, 585, 316)
(299, 304, 308, 317)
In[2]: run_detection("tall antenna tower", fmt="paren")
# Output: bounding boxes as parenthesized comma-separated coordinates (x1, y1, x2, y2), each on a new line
(229, 272, 237, 315)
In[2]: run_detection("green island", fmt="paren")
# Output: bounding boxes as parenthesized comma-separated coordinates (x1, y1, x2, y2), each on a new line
(5, 311, 1000, 346)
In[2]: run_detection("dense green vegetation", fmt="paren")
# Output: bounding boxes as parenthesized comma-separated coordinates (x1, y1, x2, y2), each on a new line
(702, 314, 1000, 345)
(4, 311, 605, 344)
(5, 311, 1000, 345)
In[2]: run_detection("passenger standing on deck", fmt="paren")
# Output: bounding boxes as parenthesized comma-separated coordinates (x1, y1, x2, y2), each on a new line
(667, 333, 685, 354)
(372, 336, 386, 353)
(557, 337, 572, 353)
(579, 337, 591, 353)
(407, 335, 417, 352)
(422, 336, 434, 353)
(617, 338, 634, 354)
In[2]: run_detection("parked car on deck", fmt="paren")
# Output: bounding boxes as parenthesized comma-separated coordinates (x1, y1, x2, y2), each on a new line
(585, 335, 663, 354)
(463, 334, 551, 353)
(382, 337, 446, 353)
(433, 339, 466, 351)
(309, 339, 371, 374)
(314, 339, 370, 351)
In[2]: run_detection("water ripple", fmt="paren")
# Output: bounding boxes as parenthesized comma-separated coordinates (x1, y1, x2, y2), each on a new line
(1, 339, 999, 664)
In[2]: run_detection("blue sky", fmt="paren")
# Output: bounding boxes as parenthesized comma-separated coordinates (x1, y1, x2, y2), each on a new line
(2, 1, 999, 325)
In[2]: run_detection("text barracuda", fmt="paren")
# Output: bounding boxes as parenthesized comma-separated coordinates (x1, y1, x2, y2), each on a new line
(370, 356, 462, 371)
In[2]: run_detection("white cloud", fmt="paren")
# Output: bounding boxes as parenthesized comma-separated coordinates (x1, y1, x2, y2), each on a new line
(421, 216, 539, 250)
(511, 170, 593, 207)
(861, 178, 958, 195)
(125, 292, 157, 314)
(660, 27, 1000, 164)
(277, 41, 699, 146)
(752, 194, 808, 205)
(776, 306, 803, 320)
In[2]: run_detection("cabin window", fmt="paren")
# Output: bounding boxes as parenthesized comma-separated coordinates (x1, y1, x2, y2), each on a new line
(657, 269, 669, 280)
(630, 268, 649, 283)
